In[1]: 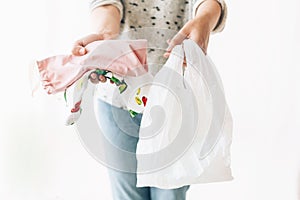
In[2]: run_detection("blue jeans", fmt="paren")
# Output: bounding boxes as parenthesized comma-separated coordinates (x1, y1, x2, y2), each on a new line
(94, 98, 190, 200)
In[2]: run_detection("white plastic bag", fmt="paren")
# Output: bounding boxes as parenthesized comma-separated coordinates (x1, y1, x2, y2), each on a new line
(136, 39, 233, 189)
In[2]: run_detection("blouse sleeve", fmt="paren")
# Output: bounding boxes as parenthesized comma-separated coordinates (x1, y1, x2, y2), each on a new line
(89, 0, 124, 21)
(192, 0, 228, 33)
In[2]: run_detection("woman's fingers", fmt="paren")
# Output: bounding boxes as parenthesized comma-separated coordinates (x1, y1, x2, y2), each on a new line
(166, 31, 188, 52)
(72, 34, 103, 56)
(164, 32, 187, 58)
(183, 57, 187, 67)
(164, 18, 210, 59)
(163, 52, 170, 58)
(164, 22, 189, 59)
(72, 46, 86, 56)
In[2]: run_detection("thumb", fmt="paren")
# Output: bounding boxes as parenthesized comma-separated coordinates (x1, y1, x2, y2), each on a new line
(72, 46, 86, 56)
(72, 34, 103, 56)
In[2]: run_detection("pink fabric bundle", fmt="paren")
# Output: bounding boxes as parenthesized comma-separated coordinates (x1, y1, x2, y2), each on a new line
(36, 40, 148, 94)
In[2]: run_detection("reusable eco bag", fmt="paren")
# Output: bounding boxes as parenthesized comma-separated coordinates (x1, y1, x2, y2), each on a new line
(136, 39, 233, 189)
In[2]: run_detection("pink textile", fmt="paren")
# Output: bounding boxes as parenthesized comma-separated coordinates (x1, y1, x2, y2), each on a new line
(37, 40, 148, 94)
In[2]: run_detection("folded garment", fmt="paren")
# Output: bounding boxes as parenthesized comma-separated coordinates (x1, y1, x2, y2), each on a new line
(36, 40, 148, 94)
(31, 39, 149, 125)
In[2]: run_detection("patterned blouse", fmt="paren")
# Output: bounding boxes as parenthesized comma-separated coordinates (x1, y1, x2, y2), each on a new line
(89, 0, 228, 109)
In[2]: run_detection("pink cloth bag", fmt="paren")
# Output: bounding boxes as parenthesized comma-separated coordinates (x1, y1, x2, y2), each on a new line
(36, 40, 148, 94)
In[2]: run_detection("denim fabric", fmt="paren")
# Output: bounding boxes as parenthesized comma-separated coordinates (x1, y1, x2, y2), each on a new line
(94, 98, 190, 200)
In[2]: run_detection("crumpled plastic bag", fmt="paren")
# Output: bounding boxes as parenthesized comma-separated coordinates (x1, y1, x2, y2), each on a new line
(136, 39, 233, 189)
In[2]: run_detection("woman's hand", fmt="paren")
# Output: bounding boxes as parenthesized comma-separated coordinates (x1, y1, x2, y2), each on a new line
(71, 5, 121, 83)
(72, 32, 118, 56)
(164, 0, 221, 57)
(165, 16, 211, 56)
(72, 4, 121, 56)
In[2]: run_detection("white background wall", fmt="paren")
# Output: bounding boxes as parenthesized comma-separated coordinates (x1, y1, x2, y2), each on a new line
(0, 0, 299, 199)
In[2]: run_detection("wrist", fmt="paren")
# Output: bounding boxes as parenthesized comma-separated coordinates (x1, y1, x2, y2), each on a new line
(94, 29, 119, 40)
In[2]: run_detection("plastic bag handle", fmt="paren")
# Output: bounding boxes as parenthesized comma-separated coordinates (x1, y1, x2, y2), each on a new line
(164, 43, 185, 75)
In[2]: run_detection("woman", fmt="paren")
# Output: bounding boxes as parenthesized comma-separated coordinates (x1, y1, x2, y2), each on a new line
(72, 0, 227, 199)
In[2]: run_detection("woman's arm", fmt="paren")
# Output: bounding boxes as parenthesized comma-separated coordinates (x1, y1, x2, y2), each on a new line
(90, 4, 121, 37)
(72, 5, 121, 56)
(194, 0, 222, 33)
